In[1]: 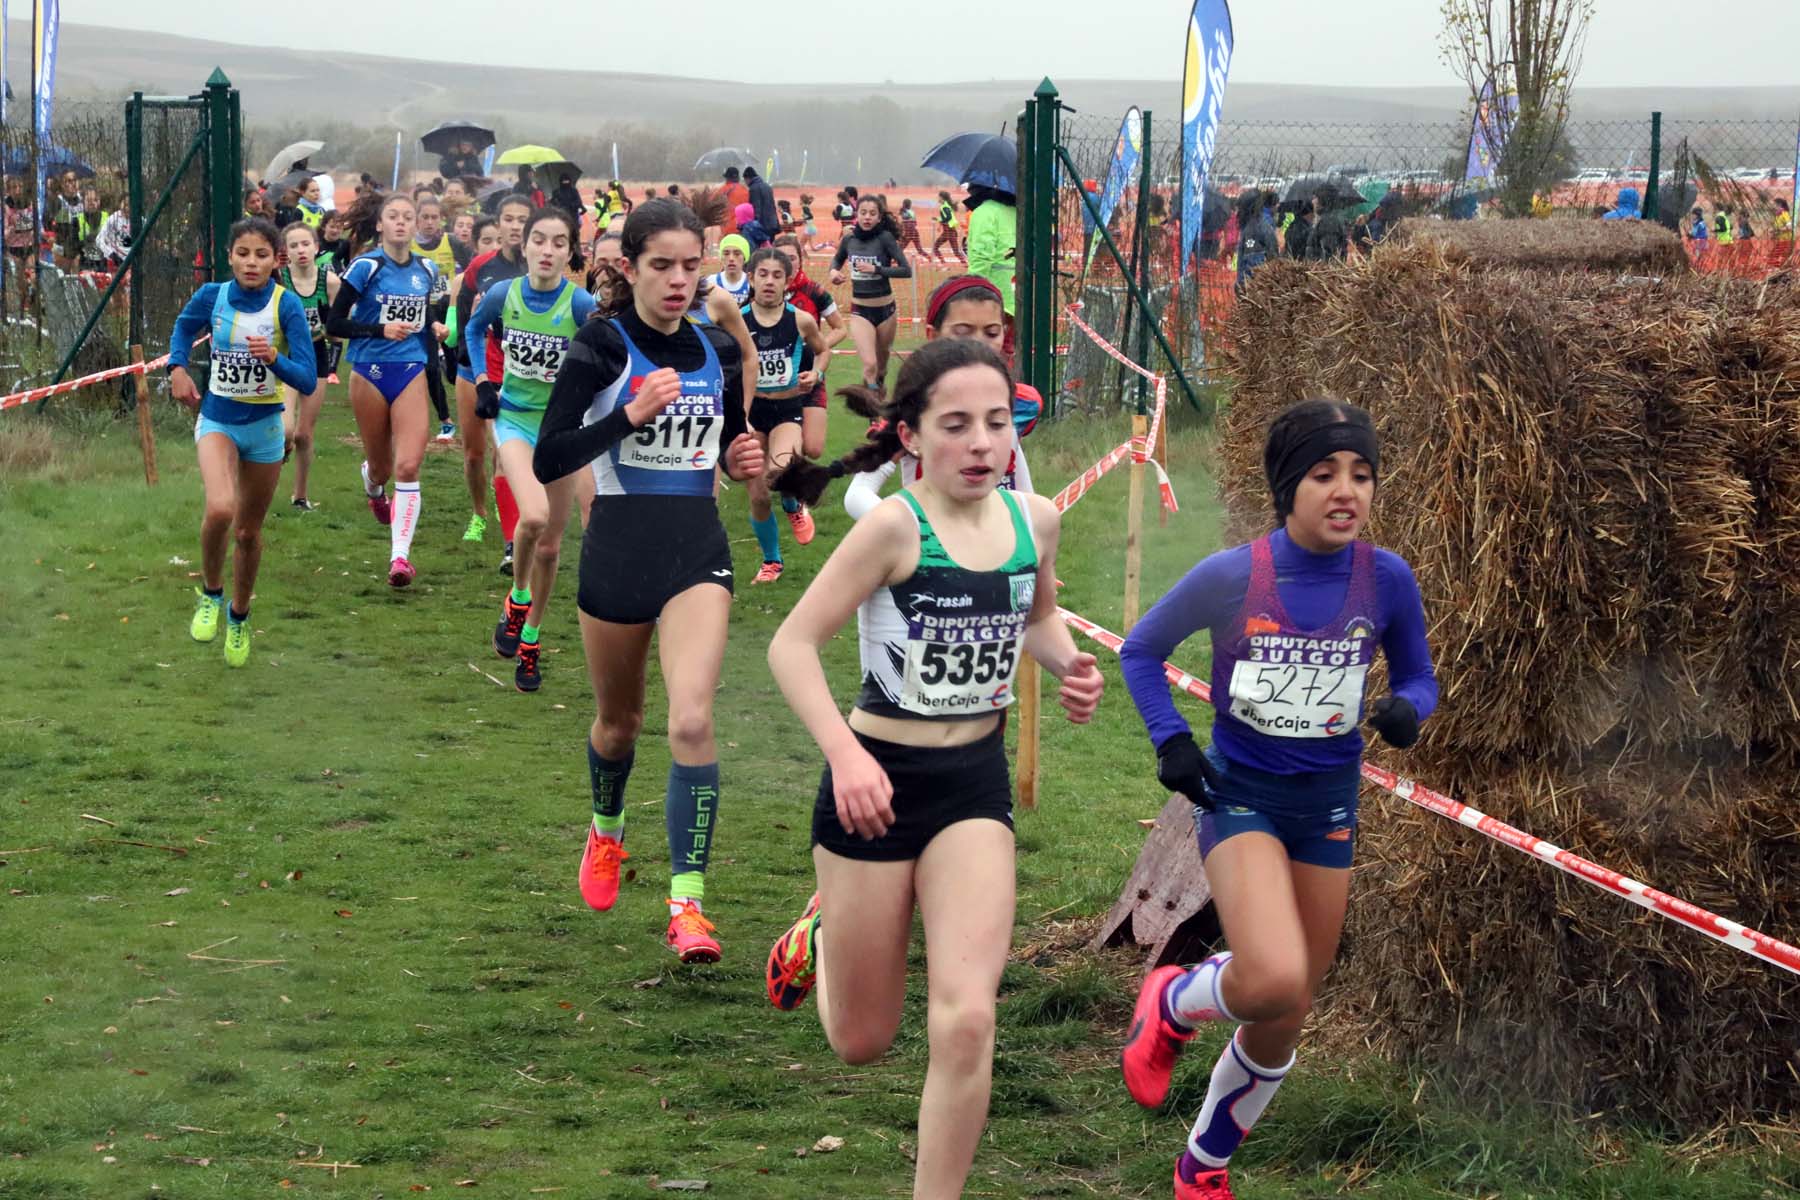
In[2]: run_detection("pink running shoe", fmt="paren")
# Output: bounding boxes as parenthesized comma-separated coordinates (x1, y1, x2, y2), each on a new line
(367, 491, 392, 525)
(1174, 1162, 1236, 1199)
(1122, 964, 1196, 1108)
(578, 829, 629, 912)
(387, 557, 415, 588)
(665, 899, 721, 964)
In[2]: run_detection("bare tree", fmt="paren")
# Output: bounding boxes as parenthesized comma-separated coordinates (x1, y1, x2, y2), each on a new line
(1440, 0, 1595, 214)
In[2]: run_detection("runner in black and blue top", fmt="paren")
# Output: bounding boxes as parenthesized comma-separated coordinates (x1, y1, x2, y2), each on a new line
(276, 221, 339, 511)
(739, 246, 827, 586)
(1115, 398, 1437, 1200)
(464, 206, 597, 693)
(532, 198, 764, 967)
(167, 217, 317, 669)
(326, 192, 439, 589)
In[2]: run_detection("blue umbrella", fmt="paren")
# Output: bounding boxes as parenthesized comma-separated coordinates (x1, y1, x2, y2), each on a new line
(921, 132, 1016, 194)
(5, 145, 93, 177)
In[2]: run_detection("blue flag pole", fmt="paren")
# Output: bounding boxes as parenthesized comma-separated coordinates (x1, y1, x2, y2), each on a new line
(391, 130, 402, 190)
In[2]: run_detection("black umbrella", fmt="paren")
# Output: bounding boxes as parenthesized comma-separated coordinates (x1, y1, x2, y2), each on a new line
(920, 132, 1017, 194)
(420, 120, 495, 157)
(693, 147, 756, 176)
(1284, 174, 1360, 209)
(268, 167, 322, 196)
(1201, 187, 1230, 236)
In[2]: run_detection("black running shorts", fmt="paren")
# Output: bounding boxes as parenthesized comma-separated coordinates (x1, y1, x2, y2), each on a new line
(812, 725, 1012, 861)
(577, 494, 734, 624)
(750, 395, 806, 434)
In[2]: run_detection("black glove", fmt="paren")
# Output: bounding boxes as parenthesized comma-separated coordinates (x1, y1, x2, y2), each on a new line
(1366, 695, 1420, 749)
(1155, 732, 1220, 813)
(474, 379, 501, 421)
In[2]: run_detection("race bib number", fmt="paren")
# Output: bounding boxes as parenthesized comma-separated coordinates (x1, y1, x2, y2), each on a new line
(620, 391, 724, 472)
(429, 271, 451, 304)
(303, 305, 325, 340)
(209, 348, 277, 398)
(848, 254, 878, 281)
(1226, 658, 1367, 739)
(378, 293, 426, 326)
(503, 330, 568, 384)
(899, 614, 1026, 715)
(757, 346, 795, 389)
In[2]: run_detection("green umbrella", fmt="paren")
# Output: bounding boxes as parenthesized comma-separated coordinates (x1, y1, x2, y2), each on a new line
(494, 145, 582, 185)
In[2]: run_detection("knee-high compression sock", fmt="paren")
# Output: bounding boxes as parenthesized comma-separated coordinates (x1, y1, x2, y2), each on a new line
(1163, 951, 1237, 1030)
(665, 761, 719, 910)
(749, 514, 782, 564)
(494, 476, 519, 541)
(391, 482, 421, 560)
(780, 494, 800, 514)
(587, 742, 634, 840)
(1181, 1033, 1294, 1176)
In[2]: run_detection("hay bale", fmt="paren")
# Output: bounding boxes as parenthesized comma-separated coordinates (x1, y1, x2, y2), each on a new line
(1324, 747, 1800, 1124)
(1222, 245, 1800, 762)
(1388, 216, 1690, 276)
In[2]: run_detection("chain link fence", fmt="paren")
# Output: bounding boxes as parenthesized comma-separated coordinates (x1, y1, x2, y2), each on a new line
(1037, 107, 1800, 416)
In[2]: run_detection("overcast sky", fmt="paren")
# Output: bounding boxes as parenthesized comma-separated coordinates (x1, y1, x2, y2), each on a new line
(56, 1, 1800, 89)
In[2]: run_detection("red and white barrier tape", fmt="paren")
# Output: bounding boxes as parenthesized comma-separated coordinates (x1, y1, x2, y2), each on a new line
(0, 353, 170, 412)
(1062, 303, 1178, 513)
(1055, 605, 1800, 978)
(1049, 439, 1137, 512)
(1066, 302, 1160, 384)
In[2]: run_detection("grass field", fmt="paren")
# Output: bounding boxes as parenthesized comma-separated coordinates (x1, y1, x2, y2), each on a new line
(0, 351, 1794, 1199)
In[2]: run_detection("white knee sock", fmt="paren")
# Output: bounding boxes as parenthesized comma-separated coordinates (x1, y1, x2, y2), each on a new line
(1166, 951, 1237, 1029)
(392, 482, 421, 560)
(1189, 1032, 1293, 1168)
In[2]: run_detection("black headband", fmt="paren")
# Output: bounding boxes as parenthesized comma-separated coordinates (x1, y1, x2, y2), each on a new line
(1268, 421, 1380, 510)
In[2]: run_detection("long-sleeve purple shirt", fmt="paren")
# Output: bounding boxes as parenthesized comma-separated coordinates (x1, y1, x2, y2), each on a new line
(1121, 528, 1438, 774)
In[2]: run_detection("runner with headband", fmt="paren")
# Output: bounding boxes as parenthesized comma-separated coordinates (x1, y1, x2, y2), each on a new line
(1117, 399, 1437, 1200)
(532, 198, 765, 963)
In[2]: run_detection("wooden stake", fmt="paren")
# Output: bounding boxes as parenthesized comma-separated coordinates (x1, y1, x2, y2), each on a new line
(1016, 653, 1041, 810)
(1124, 413, 1148, 631)
(131, 346, 158, 486)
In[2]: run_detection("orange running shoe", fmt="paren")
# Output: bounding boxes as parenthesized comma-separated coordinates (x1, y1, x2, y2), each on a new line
(752, 560, 784, 585)
(1174, 1162, 1235, 1199)
(765, 891, 822, 1011)
(786, 505, 815, 545)
(578, 829, 629, 912)
(666, 899, 721, 963)
(1122, 964, 1195, 1108)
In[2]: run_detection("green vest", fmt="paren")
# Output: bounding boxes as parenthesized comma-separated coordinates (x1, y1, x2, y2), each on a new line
(498, 277, 577, 427)
(1714, 214, 1734, 245)
(280, 265, 330, 342)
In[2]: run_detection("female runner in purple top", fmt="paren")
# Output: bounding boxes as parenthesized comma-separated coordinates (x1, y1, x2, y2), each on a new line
(1116, 398, 1437, 1200)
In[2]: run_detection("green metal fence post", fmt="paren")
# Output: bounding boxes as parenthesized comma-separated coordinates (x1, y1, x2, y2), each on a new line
(1644, 112, 1662, 223)
(1025, 77, 1059, 404)
(1132, 110, 1154, 414)
(1016, 95, 1038, 404)
(126, 94, 144, 350)
(204, 68, 238, 282)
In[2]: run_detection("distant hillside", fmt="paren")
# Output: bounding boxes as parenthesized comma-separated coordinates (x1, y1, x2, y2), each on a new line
(18, 22, 1800, 182)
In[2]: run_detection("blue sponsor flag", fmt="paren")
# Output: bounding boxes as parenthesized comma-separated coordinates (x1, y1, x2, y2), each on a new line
(1465, 77, 1516, 182)
(482, 144, 496, 176)
(1180, 0, 1233, 277)
(612, 141, 620, 182)
(391, 130, 402, 190)
(32, 0, 59, 217)
(1086, 107, 1142, 239)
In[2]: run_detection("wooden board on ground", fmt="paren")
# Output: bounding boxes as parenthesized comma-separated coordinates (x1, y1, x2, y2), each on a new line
(1091, 792, 1218, 970)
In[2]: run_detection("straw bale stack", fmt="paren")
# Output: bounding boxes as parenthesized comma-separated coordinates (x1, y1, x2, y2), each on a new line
(1217, 229, 1800, 1122)
(1389, 215, 1691, 276)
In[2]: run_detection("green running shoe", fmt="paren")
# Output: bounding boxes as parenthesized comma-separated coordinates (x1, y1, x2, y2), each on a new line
(222, 616, 251, 668)
(190, 588, 224, 643)
(463, 513, 488, 543)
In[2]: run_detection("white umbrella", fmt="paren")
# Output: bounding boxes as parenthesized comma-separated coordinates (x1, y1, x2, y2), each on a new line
(264, 140, 325, 183)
